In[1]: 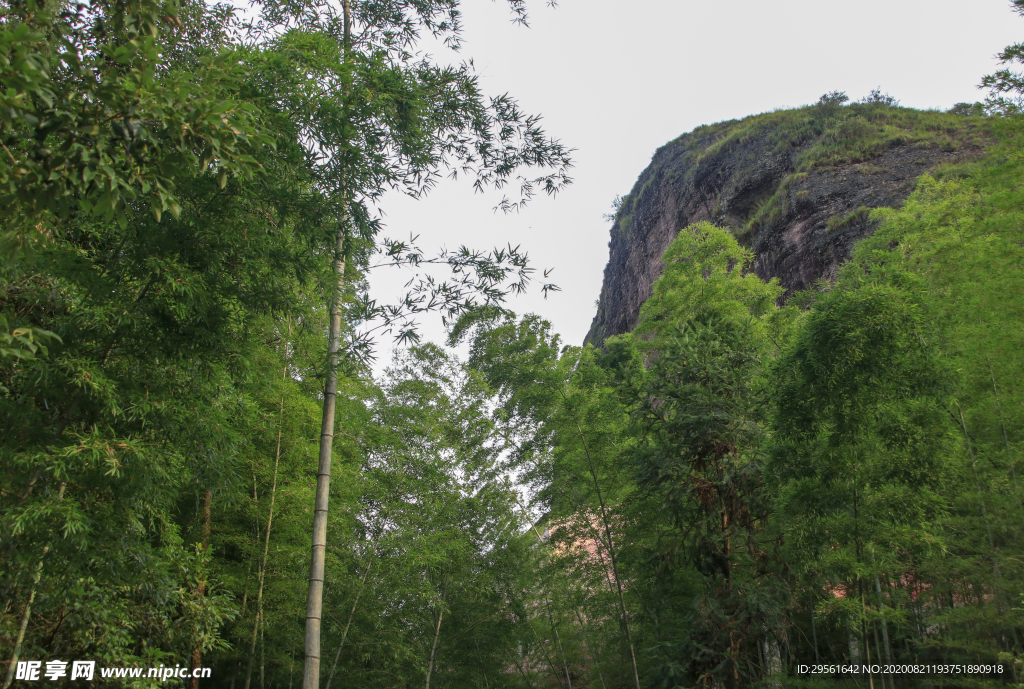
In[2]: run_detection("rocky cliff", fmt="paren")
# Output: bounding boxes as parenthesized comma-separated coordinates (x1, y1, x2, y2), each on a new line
(585, 104, 986, 345)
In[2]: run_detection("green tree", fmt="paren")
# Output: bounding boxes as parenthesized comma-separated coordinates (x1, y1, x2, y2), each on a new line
(769, 281, 955, 678)
(0, 0, 268, 256)
(240, 5, 572, 682)
(982, 0, 1024, 114)
(315, 344, 529, 688)
(607, 223, 786, 689)
(0, 0, 339, 678)
(457, 310, 646, 689)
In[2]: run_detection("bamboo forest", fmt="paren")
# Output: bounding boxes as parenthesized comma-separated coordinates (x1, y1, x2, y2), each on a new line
(3, 0, 1024, 687)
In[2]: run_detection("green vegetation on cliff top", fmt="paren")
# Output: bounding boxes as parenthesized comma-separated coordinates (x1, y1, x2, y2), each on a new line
(613, 100, 993, 239)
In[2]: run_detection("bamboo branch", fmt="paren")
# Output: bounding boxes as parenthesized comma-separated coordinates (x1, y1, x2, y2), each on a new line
(245, 359, 287, 689)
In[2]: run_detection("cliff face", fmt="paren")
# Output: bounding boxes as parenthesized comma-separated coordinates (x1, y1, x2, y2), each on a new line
(585, 105, 985, 345)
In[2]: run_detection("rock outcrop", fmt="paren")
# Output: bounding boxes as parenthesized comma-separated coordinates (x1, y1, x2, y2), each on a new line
(585, 105, 985, 345)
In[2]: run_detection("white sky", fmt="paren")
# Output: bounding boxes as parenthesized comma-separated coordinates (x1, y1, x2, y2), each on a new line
(367, 0, 1021, 369)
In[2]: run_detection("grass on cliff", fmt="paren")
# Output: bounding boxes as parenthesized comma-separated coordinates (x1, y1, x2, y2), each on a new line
(715, 104, 990, 237)
(611, 102, 994, 240)
(692, 102, 990, 174)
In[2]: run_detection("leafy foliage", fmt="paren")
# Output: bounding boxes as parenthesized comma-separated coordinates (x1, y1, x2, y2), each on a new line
(982, 0, 1024, 114)
(1, 0, 569, 686)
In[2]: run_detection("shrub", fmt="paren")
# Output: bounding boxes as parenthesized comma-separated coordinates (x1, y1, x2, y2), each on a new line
(817, 91, 850, 107)
(947, 102, 987, 117)
(860, 88, 899, 106)
(834, 116, 876, 142)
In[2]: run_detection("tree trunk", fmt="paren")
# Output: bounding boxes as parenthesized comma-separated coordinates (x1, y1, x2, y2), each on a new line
(302, 5, 351, 686)
(246, 371, 286, 689)
(424, 605, 444, 689)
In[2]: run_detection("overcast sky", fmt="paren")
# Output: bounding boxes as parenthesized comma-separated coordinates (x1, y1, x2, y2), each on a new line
(366, 0, 1021, 368)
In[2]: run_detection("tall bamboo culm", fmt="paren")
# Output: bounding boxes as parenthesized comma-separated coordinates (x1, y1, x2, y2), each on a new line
(302, 3, 351, 685)
(302, 223, 347, 686)
(246, 351, 288, 689)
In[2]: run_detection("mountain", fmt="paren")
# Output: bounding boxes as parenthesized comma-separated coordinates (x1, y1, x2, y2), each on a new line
(585, 103, 989, 345)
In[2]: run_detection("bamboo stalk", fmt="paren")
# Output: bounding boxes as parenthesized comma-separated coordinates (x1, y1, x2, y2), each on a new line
(570, 493, 619, 599)
(860, 584, 876, 689)
(302, 1, 351, 685)
(989, 366, 1024, 519)
(544, 597, 572, 689)
(424, 605, 444, 689)
(809, 590, 819, 665)
(2, 554, 46, 689)
(872, 568, 894, 665)
(514, 495, 572, 689)
(866, 552, 893, 689)
(2, 482, 64, 689)
(957, 403, 996, 550)
(303, 221, 345, 689)
(246, 365, 287, 689)
(473, 638, 490, 689)
(505, 485, 567, 689)
(513, 655, 536, 689)
(529, 607, 567, 689)
(574, 608, 606, 689)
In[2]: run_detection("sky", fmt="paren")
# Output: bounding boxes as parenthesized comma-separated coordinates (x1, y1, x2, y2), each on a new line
(366, 0, 1021, 369)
